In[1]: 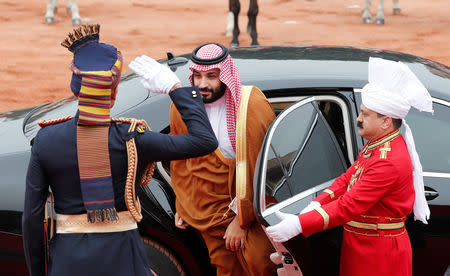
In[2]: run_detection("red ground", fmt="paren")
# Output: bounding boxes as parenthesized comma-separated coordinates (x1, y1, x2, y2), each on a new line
(1, 0, 449, 112)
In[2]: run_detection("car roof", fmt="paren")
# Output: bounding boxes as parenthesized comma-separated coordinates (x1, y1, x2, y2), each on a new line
(167, 45, 450, 101)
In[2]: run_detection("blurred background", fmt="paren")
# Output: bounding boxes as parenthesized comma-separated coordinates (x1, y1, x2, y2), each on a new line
(0, 0, 448, 112)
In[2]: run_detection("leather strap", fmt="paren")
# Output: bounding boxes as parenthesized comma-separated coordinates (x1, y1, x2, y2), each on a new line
(346, 220, 405, 230)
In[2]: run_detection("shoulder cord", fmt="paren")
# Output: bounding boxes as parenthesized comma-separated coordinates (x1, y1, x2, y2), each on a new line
(118, 118, 156, 222)
(43, 118, 155, 229)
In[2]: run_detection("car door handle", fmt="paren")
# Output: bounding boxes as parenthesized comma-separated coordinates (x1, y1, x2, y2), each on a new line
(425, 187, 439, 201)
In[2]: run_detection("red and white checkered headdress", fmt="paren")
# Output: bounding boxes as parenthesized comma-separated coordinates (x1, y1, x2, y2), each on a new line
(189, 43, 241, 152)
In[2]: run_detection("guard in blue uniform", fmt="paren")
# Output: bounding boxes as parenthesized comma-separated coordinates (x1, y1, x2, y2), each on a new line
(22, 24, 218, 276)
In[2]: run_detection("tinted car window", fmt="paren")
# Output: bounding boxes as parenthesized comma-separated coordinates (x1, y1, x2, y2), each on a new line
(406, 102, 450, 172)
(265, 100, 347, 205)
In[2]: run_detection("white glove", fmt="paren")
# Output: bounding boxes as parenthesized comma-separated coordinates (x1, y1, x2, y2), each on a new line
(300, 201, 321, 214)
(266, 211, 302, 243)
(129, 55, 180, 94)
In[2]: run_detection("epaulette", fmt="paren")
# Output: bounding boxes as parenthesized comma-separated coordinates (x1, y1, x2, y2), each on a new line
(111, 117, 150, 133)
(111, 117, 145, 125)
(38, 116, 73, 128)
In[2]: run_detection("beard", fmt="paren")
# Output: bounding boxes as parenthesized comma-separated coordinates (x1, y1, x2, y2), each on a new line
(200, 83, 227, 104)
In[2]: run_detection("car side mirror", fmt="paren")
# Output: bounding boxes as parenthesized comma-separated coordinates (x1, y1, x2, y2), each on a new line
(167, 52, 188, 72)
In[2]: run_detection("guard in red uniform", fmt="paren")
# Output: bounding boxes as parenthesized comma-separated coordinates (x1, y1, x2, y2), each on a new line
(266, 57, 434, 276)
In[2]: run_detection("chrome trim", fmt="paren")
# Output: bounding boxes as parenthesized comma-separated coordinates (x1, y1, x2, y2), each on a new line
(156, 161, 172, 185)
(262, 180, 333, 217)
(269, 96, 355, 164)
(315, 95, 354, 163)
(424, 190, 439, 196)
(269, 96, 308, 103)
(423, 172, 450, 178)
(432, 98, 450, 107)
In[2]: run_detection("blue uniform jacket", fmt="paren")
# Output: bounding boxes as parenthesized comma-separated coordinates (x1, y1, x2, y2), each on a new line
(22, 87, 218, 276)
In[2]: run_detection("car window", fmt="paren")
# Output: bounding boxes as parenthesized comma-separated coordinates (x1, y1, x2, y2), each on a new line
(270, 95, 355, 165)
(259, 97, 347, 221)
(405, 101, 450, 173)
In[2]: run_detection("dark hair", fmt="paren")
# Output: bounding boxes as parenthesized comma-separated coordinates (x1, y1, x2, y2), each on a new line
(377, 113, 403, 129)
(392, 118, 403, 129)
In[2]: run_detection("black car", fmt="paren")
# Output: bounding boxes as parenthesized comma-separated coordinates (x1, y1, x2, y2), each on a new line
(1, 45, 449, 276)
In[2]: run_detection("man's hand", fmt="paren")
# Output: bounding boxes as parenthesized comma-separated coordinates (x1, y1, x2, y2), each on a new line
(223, 216, 247, 252)
(174, 212, 189, 229)
(129, 55, 181, 94)
(266, 211, 302, 243)
(300, 201, 321, 214)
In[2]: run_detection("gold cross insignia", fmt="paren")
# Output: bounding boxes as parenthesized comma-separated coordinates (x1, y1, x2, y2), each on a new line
(379, 142, 391, 159)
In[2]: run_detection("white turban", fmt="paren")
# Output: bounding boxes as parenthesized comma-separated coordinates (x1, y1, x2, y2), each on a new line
(361, 57, 434, 224)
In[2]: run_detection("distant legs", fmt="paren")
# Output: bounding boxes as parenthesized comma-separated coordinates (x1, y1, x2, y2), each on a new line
(229, 0, 259, 47)
(45, 0, 57, 24)
(247, 0, 259, 45)
(375, 0, 385, 24)
(362, 0, 372, 23)
(45, 0, 81, 25)
(230, 0, 241, 47)
(362, 0, 400, 25)
(67, 0, 81, 25)
(393, 0, 401, 14)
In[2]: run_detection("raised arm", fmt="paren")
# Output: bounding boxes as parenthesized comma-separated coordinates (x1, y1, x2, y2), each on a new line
(129, 55, 217, 162)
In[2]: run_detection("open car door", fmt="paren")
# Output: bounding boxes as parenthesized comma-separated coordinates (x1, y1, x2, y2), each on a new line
(254, 97, 348, 276)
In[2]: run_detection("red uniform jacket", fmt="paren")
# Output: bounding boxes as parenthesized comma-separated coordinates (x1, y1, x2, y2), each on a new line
(299, 129, 415, 276)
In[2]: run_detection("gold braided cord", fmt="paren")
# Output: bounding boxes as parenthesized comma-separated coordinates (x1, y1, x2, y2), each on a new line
(112, 117, 155, 186)
(360, 214, 406, 220)
(111, 117, 145, 124)
(38, 116, 73, 127)
(111, 117, 155, 187)
(116, 117, 155, 222)
(39, 116, 153, 222)
(134, 119, 155, 186)
(124, 119, 142, 222)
